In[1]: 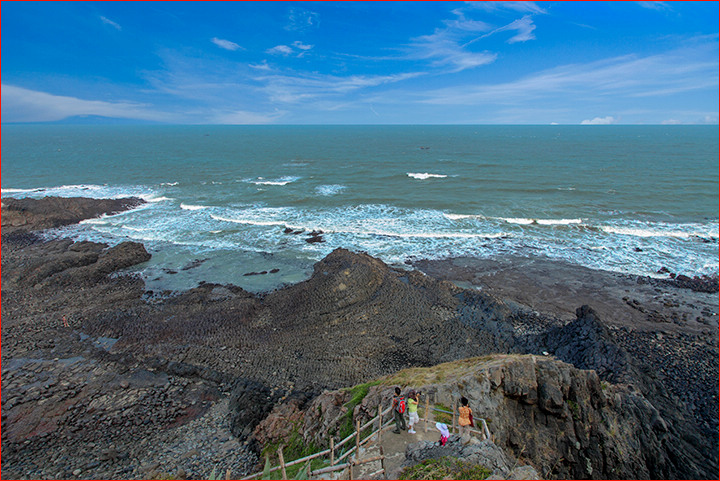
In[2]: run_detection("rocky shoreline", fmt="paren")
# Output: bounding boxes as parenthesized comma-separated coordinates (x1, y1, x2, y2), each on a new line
(2, 197, 718, 479)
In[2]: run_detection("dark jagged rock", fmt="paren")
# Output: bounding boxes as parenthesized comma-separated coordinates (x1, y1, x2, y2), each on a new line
(1, 196, 145, 234)
(227, 379, 280, 441)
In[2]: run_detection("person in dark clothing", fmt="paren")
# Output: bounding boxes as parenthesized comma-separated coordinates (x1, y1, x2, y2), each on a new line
(391, 387, 407, 433)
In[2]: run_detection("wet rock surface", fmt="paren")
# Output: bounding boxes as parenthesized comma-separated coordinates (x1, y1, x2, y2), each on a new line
(2, 197, 718, 479)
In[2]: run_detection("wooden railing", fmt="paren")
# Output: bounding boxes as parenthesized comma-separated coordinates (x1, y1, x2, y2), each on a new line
(240, 394, 491, 480)
(241, 404, 394, 480)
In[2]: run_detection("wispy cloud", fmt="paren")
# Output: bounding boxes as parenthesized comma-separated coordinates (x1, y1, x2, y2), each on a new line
(267, 45, 295, 56)
(249, 61, 273, 71)
(211, 37, 243, 51)
(418, 41, 719, 105)
(285, 7, 320, 31)
(266, 41, 313, 57)
(1, 84, 169, 123)
(208, 108, 286, 124)
(490, 15, 538, 43)
(636, 2, 673, 12)
(407, 15, 498, 73)
(100, 15, 121, 31)
(256, 71, 424, 104)
(465, 2, 547, 15)
(581, 115, 617, 125)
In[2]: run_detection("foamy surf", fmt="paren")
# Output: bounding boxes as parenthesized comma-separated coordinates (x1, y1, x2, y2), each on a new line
(249, 176, 301, 186)
(408, 173, 448, 180)
(315, 184, 346, 196)
(180, 203, 209, 211)
(501, 217, 583, 226)
(601, 226, 707, 239)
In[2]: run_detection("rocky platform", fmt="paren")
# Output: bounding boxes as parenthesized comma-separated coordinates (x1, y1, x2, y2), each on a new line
(1, 197, 718, 479)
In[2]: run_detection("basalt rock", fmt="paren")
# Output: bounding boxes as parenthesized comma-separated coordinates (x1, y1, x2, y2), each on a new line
(256, 355, 713, 480)
(1, 196, 145, 234)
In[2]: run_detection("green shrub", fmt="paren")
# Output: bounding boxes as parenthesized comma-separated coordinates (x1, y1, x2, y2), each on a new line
(399, 457, 491, 480)
(338, 380, 381, 439)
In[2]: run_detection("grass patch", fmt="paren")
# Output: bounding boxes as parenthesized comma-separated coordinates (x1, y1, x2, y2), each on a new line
(338, 379, 382, 439)
(262, 421, 320, 465)
(399, 457, 492, 480)
(381, 354, 521, 388)
(433, 402, 453, 425)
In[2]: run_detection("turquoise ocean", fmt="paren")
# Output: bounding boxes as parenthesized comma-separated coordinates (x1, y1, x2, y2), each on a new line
(2, 125, 718, 293)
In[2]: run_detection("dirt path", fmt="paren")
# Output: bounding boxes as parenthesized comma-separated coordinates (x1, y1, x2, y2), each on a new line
(355, 413, 440, 480)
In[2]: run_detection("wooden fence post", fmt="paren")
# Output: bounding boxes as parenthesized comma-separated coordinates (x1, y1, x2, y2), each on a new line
(378, 404, 383, 443)
(277, 446, 287, 480)
(330, 436, 335, 465)
(424, 394, 430, 432)
(379, 445, 387, 480)
(355, 420, 361, 461)
(452, 400, 457, 434)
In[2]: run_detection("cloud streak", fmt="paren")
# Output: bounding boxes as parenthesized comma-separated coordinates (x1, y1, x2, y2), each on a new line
(417, 42, 719, 106)
(1, 84, 170, 123)
(100, 16, 122, 31)
(211, 37, 243, 51)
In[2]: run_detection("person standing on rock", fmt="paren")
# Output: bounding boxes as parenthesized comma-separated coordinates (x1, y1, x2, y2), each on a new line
(407, 390, 420, 434)
(458, 397, 473, 435)
(391, 387, 407, 434)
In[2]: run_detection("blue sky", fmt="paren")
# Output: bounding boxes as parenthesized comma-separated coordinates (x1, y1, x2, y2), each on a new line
(2, 1, 718, 124)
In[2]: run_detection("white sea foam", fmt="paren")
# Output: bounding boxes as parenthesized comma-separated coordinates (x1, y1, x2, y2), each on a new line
(210, 214, 298, 229)
(250, 176, 301, 186)
(601, 226, 698, 238)
(180, 203, 208, 211)
(122, 226, 151, 232)
(2, 188, 45, 194)
(408, 173, 447, 180)
(501, 217, 582, 226)
(502, 217, 535, 225)
(315, 184, 346, 196)
(161, 182, 179, 186)
(536, 218, 583, 225)
(142, 195, 173, 203)
(79, 217, 110, 225)
(444, 213, 480, 220)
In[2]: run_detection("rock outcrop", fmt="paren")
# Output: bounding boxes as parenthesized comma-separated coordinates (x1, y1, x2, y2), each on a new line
(403, 436, 541, 480)
(1, 196, 145, 234)
(254, 354, 712, 479)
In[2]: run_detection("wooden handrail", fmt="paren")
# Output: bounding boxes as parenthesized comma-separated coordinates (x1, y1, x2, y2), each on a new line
(242, 395, 491, 480)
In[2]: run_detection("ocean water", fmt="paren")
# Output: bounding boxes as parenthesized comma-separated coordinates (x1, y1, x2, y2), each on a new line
(2, 125, 718, 293)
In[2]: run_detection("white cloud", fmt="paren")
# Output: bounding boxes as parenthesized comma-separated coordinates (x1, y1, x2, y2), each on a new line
(285, 8, 320, 31)
(266, 42, 313, 57)
(267, 45, 294, 56)
(636, 2, 673, 12)
(100, 16, 121, 31)
(580, 116, 617, 125)
(293, 41, 313, 51)
(418, 41, 719, 105)
(464, 15, 538, 46)
(494, 15, 538, 43)
(661, 119, 682, 124)
(249, 61, 273, 71)
(208, 109, 286, 124)
(408, 18, 498, 73)
(466, 2, 547, 15)
(211, 37, 243, 51)
(256, 71, 424, 104)
(1, 84, 170, 123)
